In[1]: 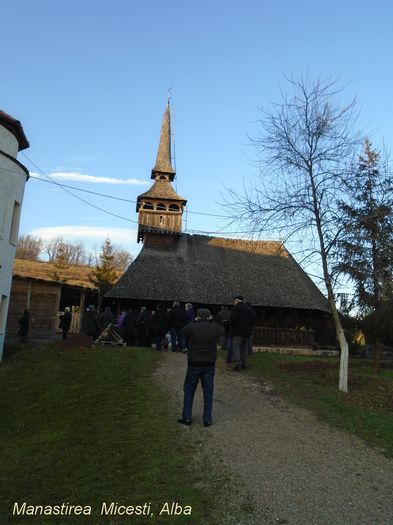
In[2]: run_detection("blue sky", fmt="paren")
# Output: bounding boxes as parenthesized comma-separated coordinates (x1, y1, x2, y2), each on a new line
(2, 0, 393, 267)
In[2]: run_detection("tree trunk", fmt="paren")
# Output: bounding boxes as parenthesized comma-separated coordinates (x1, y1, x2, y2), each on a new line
(310, 169, 349, 392)
(329, 296, 349, 392)
(321, 264, 349, 392)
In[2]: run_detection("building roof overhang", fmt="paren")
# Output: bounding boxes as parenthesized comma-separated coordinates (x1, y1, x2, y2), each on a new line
(0, 110, 29, 151)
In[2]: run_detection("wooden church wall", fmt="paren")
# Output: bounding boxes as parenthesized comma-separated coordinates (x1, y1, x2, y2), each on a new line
(138, 211, 182, 233)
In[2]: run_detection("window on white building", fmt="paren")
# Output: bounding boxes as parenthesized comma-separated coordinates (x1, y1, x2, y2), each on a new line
(9, 201, 21, 246)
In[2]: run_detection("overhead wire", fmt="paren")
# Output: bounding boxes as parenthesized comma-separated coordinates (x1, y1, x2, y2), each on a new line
(21, 153, 138, 225)
(20, 153, 287, 238)
(27, 173, 229, 217)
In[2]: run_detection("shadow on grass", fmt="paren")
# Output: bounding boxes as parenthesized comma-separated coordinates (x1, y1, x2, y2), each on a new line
(1, 345, 224, 525)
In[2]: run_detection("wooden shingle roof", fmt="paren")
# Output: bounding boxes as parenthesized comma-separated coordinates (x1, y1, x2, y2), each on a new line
(151, 101, 175, 178)
(106, 234, 329, 311)
(137, 179, 186, 205)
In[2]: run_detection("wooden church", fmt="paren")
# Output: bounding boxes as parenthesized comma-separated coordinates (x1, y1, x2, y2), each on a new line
(106, 101, 332, 348)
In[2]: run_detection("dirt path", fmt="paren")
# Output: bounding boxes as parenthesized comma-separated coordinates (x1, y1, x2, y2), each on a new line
(154, 352, 393, 525)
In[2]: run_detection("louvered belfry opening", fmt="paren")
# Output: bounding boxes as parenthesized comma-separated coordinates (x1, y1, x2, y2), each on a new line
(136, 100, 187, 246)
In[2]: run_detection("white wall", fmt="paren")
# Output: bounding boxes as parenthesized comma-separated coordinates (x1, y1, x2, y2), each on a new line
(0, 124, 28, 360)
(0, 126, 19, 158)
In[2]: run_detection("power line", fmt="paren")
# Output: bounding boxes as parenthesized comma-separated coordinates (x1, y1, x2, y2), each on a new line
(26, 171, 283, 235)
(29, 175, 137, 203)
(21, 153, 139, 225)
(27, 172, 229, 218)
(20, 154, 289, 238)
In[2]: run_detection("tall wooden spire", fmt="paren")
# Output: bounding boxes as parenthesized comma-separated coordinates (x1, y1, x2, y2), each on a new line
(136, 99, 187, 246)
(151, 99, 176, 180)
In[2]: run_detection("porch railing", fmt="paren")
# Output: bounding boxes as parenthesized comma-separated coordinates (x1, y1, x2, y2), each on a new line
(253, 327, 315, 347)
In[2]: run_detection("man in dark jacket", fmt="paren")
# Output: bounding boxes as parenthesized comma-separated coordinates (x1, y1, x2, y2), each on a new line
(82, 304, 97, 339)
(177, 308, 224, 427)
(123, 309, 136, 346)
(167, 301, 187, 352)
(59, 307, 72, 340)
(136, 306, 149, 346)
(230, 295, 255, 371)
(151, 303, 168, 351)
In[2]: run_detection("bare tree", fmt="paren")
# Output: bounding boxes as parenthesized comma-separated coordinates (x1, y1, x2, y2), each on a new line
(68, 241, 87, 265)
(85, 251, 96, 267)
(224, 75, 361, 392)
(45, 238, 90, 265)
(44, 236, 132, 270)
(112, 247, 133, 272)
(45, 237, 64, 262)
(16, 235, 43, 260)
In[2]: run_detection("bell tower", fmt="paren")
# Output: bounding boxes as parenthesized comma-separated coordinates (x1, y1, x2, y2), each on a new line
(136, 100, 187, 248)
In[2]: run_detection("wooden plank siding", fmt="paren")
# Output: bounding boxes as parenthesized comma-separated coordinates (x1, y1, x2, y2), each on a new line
(5, 277, 93, 343)
(6, 279, 61, 341)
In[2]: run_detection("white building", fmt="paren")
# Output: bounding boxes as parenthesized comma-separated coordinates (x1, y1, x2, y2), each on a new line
(0, 110, 29, 360)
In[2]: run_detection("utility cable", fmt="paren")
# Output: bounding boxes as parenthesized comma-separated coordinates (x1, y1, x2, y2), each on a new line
(27, 173, 229, 218)
(21, 153, 139, 224)
(20, 154, 287, 237)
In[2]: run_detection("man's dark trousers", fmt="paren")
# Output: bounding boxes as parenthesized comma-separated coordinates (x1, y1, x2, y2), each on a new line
(182, 365, 215, 423)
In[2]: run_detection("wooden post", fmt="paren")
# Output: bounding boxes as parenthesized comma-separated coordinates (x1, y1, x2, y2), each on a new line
(26, 281, 32, 310)
(79, 290, 86, 334)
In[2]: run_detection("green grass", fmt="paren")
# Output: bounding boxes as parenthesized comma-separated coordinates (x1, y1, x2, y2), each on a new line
(246, 352, 393, 457)
(4, 345, 392, 525)
(0, 345, 222, 525)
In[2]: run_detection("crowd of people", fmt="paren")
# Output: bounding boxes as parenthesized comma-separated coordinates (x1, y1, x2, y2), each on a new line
(19, 295, 256, 428)
(80, 297, 256, 364)
(83, 295, 256, 428)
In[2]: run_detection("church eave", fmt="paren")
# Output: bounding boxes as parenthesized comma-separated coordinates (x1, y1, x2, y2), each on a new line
(106, 233, 330, 312)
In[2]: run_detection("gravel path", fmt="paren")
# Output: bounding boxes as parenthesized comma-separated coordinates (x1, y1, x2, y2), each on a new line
(154, 352, 393, 525)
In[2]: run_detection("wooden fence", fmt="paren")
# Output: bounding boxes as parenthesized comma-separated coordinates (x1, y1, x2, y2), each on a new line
(253, 327, 315, 348)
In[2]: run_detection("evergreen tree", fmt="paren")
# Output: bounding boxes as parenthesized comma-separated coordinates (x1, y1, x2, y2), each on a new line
(90, 238, 118, 287)
(336, 139, 393, 371)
